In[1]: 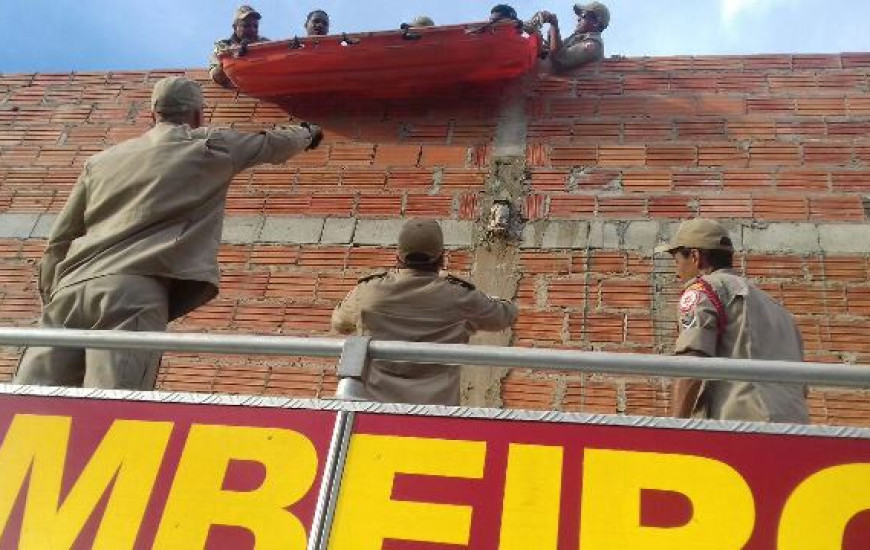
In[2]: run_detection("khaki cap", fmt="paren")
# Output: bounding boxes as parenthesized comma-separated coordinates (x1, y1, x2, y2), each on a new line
(655, 218, 734, 254)
(234, 5, 261, 22)
(410, 16, 435, 26)
(151, 77, 204, 115)
(398, 219, 444, 263)
(574, 2, 610, 29)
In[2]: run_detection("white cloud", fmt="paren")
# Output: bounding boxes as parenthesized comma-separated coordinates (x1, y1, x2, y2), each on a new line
(719, 0, 789, 25)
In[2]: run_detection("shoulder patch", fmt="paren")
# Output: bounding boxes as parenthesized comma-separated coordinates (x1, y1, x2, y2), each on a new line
(446, 275, 476, 291)
(358, 272, 387, 284)
(679, 289, 702, 313)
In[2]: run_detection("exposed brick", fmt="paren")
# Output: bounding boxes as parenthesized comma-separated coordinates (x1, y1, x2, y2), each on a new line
(723, 170, 774, 191)
(698, 144, 748, 167)
(373, 144, 420, 167)
(598, 279, 651, 310)
(831, 171, 870, 192)
(698, 196, 752, 218)
(748, 144, 801, 166)
(549, 145, 597, 167)
(754, 196, 808, 221)
(406, 194, 452, 218)
(646, 145, 696, 167)
(727, 119, 776, 140)
(803, 144, 853, 166)
(777, 170, 830, 193)
(501, 371, 556, 410)
(514, 311, 565, 346)
(548, 278, 589, 309)
(649, 195, 696, 218)
(425, 166, 479, 189)
(530, 169, 570, 191)
(598, 145, 645, 167)
(520, 252, 572, 275)
(548, 196, 596, 218)
(623, 122, 672, 142)
(596, 196, 647, 218)
(809, 196, 866, 222)
(419, 145, 468, 167)
(622, 171, 672, 193)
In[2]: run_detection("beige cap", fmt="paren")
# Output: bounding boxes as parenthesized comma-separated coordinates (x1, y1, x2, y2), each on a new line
(234, 5, 261, 22)
(574, 2, 610, 29)
(655, 218, 734, 254)
(151, 76, 204, 115)
(398, 219, 444, 264)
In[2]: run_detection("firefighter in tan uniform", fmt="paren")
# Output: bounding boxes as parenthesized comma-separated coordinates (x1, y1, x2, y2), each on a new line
(657, 218, 809, 423)
(209, 5, 270, 89)
(532, 2, 609, 73)
(332, 220, 518, 405)
(14, 76, 323, 389)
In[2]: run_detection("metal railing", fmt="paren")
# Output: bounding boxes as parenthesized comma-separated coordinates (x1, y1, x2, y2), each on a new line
(2, 326, 869, 550)
(1, 327, 868, 398)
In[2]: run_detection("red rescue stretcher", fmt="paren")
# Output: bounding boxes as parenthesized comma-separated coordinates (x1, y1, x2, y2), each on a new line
(218, 21, 542, 100)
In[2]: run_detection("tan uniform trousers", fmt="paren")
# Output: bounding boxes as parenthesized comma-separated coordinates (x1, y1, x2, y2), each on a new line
(14, 274, 169, 389)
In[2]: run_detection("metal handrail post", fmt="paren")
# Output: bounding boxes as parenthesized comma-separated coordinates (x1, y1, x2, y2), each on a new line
(333, 337, 372, 401)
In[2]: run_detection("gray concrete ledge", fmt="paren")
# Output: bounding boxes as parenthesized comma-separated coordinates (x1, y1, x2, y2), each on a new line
(5, 214, 868, 255)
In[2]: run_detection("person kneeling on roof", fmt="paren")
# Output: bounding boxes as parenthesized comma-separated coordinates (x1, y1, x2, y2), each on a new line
(489, 4, 519, 23)
(305, 9, 330, 36)
(209, 5, 270, 89)
(533, 2, 610, 72)
(407, 15, 435, 27)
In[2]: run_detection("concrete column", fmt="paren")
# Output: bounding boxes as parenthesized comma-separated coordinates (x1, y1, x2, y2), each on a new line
(461, 79, 529, 407)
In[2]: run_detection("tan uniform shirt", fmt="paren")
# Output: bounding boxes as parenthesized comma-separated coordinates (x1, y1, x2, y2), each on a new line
(675, 269, 809, 423)
(332, 270, 518, 405)
(209, 35, 270, 73)
(551, 31, 604, 72)
(209, 35, 270, 86)
(40, 122, 311, 321)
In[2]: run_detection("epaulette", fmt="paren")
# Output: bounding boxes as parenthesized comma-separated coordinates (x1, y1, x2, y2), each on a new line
(446, 274, 476, 291)
(358, 272, 387, 284)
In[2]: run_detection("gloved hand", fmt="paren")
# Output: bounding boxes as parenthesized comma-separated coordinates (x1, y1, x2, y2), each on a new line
(301, 122, 324, 150)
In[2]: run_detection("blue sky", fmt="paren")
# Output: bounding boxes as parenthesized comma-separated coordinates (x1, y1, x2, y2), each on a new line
(1, 0, 868, 73)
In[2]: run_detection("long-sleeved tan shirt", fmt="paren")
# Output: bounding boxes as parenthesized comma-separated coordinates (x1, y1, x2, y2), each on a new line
(40, 122, 311, 320)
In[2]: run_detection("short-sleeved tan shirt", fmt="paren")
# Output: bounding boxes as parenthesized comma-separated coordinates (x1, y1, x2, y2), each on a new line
(209, 35, 270, 84)
(551, 31, 604, 72)
(675, 269, 809, 423)
(332, 270, 518, 405)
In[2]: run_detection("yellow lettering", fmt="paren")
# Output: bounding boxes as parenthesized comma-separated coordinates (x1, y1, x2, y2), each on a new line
(778, 463, 870, 549)
(498, 444, 563, 550)
(579, 449, 755, 549)
(0, 414, 172, 550)
(153, 424, 318, 549)
(329, 435, 486, 550)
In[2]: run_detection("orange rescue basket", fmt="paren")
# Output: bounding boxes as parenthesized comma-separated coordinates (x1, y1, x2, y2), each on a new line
(218, 21, 542, 100)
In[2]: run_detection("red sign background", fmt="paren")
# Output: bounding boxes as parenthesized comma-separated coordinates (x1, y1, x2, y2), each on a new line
(0, 394, 336, 549)
(342, 413, 870, 550)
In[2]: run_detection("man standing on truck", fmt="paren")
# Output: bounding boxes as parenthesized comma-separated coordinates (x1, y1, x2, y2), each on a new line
(14, 76, 323, 390)
(332, 219, 518, 405)
(657, 218, 809, 423)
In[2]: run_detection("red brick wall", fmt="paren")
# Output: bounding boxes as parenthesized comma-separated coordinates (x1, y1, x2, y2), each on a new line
(0, 53, 868, 425)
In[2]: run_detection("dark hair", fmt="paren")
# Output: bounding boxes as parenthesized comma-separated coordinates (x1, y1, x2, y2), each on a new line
(675, 248, 734, 271)
(156, 110, 197, 125)
(490, 4, 518, 19)
(306, 9, 329, 23)
(399, 253, 443, 272)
